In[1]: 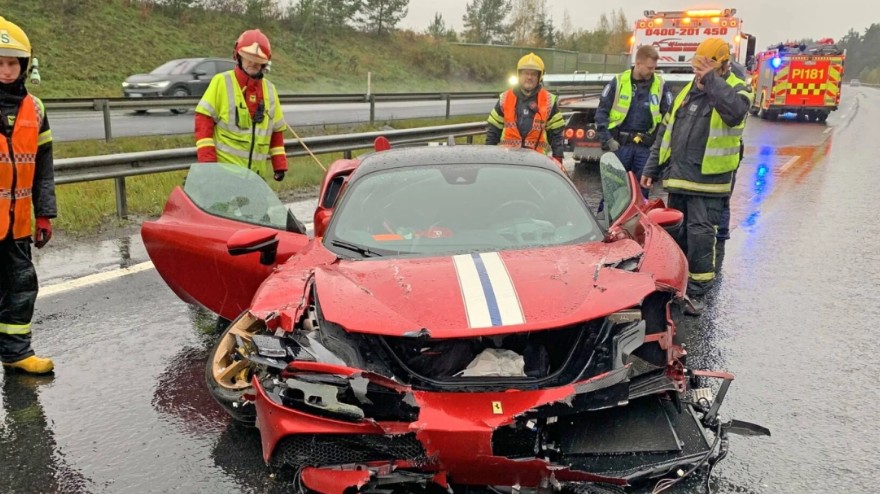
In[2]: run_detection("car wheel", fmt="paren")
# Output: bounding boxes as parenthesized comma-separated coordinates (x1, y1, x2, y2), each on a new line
(133, 109, 148, 115)
(170, 87, 190, 114)
(205, 315, 265, 424)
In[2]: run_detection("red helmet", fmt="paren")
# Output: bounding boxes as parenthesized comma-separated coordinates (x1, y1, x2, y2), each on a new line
(234, 29, 271, 65)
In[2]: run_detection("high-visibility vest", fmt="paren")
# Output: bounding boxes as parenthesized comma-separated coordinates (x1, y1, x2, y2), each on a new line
(0, 95, 43, 240)
(499, 88, 556, 154)
(195, 71, 287, 179)
(659, 73, 753, 176)
(608, 70, 665, 133)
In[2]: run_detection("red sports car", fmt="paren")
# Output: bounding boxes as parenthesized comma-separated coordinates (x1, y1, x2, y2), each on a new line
(142, 145, 767, 493)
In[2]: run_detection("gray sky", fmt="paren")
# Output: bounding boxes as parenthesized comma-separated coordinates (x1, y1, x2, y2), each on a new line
(400, 1, 878, 46)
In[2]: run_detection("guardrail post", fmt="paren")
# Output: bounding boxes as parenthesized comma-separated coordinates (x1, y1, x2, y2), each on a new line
(100, 99, 112, 142)
(344, 150, 352, 159)
(114, 177, 128, 219)
(466, 135, 474, 144)
(444, 94, 451, 120)
(369, 94, 376, 125)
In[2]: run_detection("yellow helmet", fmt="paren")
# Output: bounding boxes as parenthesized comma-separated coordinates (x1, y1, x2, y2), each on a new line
(694, 37, 730, 64)
(0, 17, 31, 59)
(517, 52, 545, 76)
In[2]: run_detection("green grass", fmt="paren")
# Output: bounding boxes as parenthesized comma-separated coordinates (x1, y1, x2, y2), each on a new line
(51, 115, 487, 235)
(8, 0, 512, 99)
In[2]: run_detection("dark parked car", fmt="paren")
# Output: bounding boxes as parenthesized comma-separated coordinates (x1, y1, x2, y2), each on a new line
(122, 58, 235, 114)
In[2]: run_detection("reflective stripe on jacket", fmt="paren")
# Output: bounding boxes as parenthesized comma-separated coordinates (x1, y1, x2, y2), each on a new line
(658, 73, 753, 186)
(195, 71, 287, 178)
(0, 95, 42, 240)
(498, 88, 554, 154)
(608, 70, 665, 133)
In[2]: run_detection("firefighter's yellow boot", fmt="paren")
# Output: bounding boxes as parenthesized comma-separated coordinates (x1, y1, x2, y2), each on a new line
(2, 355, 55, 374)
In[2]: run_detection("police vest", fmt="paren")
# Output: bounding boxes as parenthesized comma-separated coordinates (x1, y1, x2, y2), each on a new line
(499, 88, 555, 154)
(608, 70, 665, 133)
(658, 73, 753, 176)
(0, 95, 43, 240)
(195, 71, 286, 179)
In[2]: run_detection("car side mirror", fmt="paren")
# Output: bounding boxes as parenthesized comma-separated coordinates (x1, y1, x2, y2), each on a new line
(646, 208, 684, 230)
(227, 228, 278, 265)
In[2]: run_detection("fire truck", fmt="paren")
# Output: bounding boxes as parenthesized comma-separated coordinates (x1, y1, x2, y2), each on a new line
(749, 39, 845, 122)
(550, 8, 756, 165)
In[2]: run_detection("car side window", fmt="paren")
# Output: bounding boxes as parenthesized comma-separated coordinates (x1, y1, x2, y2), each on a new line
(217, 61, 235, 73)
(195, 61, 216, 77)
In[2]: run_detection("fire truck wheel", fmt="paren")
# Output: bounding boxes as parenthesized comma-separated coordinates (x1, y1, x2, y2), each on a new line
(817, 111, 829, 123)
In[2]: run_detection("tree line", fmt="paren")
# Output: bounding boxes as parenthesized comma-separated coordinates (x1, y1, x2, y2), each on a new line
(142, 0, 631, 54)
(430, 0, 630, 55)
(837, 24, 880, 83)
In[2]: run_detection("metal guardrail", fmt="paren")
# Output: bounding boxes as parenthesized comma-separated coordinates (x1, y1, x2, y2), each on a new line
(55, 121, 492, 218)
(44, 89, 599, 142)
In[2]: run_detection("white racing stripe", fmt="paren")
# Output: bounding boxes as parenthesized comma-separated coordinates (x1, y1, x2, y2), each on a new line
(453, 254, 492, 328)
(38, 261, 155, 299)
(480, 252, 525, 326)
(452, 252, 524, 328)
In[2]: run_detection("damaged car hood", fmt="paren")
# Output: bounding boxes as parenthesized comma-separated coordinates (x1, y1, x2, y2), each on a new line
(314, 239, 654, 337)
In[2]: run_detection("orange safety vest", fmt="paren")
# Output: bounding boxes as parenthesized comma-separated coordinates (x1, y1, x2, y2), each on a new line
(0, 95, 42, 240)
(500, 88, 552, 154)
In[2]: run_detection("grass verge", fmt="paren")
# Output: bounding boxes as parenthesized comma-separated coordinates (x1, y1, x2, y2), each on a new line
(52, 116, 487, 235)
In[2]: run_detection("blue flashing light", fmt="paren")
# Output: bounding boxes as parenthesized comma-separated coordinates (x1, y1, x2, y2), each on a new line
(757, 165, 768, 177)
(771, 57, 782, 69)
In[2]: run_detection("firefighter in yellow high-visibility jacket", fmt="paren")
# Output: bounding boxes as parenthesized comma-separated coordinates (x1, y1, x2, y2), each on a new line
(0, 17, 56, 375)
(194, 29, 288, 182)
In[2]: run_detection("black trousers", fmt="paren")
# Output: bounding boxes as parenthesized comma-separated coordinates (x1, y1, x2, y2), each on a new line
(0, 237, 38, 363)
(666, 193, 725, 296)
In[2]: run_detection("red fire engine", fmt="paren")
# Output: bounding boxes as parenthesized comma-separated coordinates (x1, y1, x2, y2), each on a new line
(750, 38, 845, 122)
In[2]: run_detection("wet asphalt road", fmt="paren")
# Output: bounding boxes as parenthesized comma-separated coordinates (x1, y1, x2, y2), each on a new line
(2, 88, 879, 493)
(50, 99, 498, 142)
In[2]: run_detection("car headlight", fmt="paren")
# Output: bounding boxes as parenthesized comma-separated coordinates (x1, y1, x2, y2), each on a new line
(144, 81, 170, 89)
(122, 82, 130, 88)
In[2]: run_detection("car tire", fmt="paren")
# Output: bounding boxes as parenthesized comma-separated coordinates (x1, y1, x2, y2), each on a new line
(170, 87, 190, 114)
(133, 109, 148, 115)
(205, 319, 258, 425)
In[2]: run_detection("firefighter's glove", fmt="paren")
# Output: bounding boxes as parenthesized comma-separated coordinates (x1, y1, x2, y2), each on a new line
(273, 171, 285, 182)
(34, 217, 52, 249)
(604, 138, 620, 152)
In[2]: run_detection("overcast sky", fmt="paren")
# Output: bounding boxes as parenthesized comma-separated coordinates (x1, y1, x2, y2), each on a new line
(400, 1, 879, 46)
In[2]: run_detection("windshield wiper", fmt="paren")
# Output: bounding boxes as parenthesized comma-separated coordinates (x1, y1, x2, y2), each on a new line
(329, 240, 382, 258)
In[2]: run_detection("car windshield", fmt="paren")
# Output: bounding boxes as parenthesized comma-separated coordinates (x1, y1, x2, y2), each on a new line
(183, 163, 290, 230)
(324, 163, 602, 258)
(150, 59, 198, 75)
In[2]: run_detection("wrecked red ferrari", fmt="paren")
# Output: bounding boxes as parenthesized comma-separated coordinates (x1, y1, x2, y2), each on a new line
(142, 145, 767, 493)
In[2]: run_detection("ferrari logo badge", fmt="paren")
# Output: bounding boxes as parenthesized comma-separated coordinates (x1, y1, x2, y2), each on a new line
(492, 401, 503, 414)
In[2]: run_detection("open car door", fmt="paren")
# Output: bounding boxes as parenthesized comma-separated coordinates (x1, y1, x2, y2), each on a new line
(141, 163, 310, 320)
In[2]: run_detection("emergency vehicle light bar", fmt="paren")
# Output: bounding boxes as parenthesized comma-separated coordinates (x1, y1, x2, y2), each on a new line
(643, 9, 736, 18)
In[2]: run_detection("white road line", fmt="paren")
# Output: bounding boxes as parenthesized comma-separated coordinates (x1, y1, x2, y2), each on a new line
(823, 127, 832, 134)
(38, 261, 155, 299)
(779, 156, 801, 173)
(37, 222, 315, 297)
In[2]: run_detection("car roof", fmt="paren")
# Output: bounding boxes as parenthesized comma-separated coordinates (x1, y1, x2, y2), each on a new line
(352, 145, 563, 178)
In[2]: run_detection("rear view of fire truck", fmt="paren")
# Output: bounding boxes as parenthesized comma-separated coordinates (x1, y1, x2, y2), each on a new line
(750, 38, 845, 122)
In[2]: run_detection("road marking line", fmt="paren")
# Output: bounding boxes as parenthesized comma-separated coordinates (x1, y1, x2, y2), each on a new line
(37, 222, 316, 297)
(779, 156, 800, 173)
(823, 128, 832, 134)
(38, 261, 155, 299)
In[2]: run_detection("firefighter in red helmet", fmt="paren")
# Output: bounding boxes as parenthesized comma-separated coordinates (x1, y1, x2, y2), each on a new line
(194, 29, 289, 182)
